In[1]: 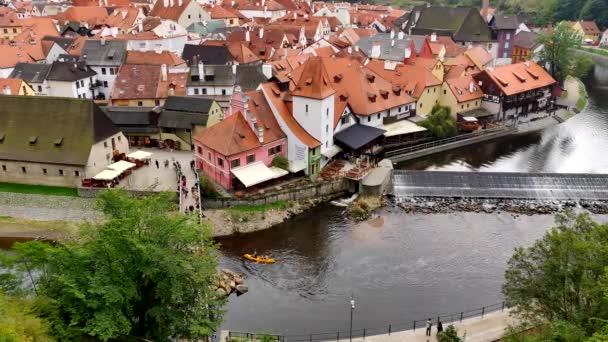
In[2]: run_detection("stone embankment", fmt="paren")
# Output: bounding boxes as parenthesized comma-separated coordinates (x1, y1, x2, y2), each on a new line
(213, 269, 248, 297)
(391, 196, 608, 215)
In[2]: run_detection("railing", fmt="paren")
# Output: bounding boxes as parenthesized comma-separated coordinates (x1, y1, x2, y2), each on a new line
(385, 127, 512, 159)
(226, 301, 508, 342)
(193, 167, 204, 224)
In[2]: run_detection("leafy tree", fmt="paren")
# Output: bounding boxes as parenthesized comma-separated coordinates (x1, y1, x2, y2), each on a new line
(580, 0, 608, 30)
(1, 190, 225, 341)
(535, 22, 592, 83)
(437, 325, 463, 342)
(419, 105, 457, 139)
(271, 156, 289, 170)
(0, 291, 52, 342)
(503, 210, 608, 333)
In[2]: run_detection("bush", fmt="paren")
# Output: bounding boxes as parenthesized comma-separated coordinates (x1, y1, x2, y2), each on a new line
(200, 175, 220, 198)
(419, 105, 458, 139)
(438, 325, 463, 342)
(271, 156, 289, 170)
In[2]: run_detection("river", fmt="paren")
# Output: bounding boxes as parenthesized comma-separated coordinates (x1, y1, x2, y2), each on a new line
(218, 63, 608, 336)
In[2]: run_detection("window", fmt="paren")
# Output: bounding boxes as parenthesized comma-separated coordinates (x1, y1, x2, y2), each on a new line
(325, 124, 328, 133)
(341, 116, 348, 124)
(12, 28, 16, 33)
(76, 82, 80, 89)
(427, 89, 430, 93)
(80, 80, 84, 87)
(155, 100, 160, 106)
(208, 152, 211, 161)
(230, 19, 234, 24)
(305, 104, 309, 113)
(420, 102, 423, 108)
(194, 88, 199, 95)
(110, 68, 116, 75)
(197, 146, 202, 154)
(202, 88, 207, 95)
(74, 170, 79, 177)
(117, 136, 121, 142)
(221, 89, 226, 95)
(58, 169, 64, 176)
(104, 141, 108, 148)
(444, 89, 447, 95)
(2, 29, 6, 34)
(21, 166, 26, 173)
(326, 108, 329, 117)
(398, 106, 402, 113)
(188, 14, 191, 19)
(101, 67, 107, 75)
(506, 32, 511, 40)
(476, 101, 479, 106)
(217, 158, 224, 167)
(268, 145, 282, 156)
(1, 165, 5, 171)
(488, 43, 493, 49)
(138, 101, 143, 106)
(230, 159, 240, 168)
(246, 154, 255, 164)
(103, 81, 108, 87)
(37, 85, 42, 92)
(367, 116, 370, 122)
(434, 87, 436, 93)
(43, 168, 47, 174)
(461, 105, 464, 109)
(504, 42, 509, 49)
(467, 103, 470, 108)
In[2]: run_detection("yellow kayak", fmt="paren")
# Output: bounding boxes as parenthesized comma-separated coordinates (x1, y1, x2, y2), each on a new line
(243, 254, 276, 264)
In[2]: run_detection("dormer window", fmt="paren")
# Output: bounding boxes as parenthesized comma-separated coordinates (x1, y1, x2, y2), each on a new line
(0, 133, 4, 143)
(54, 137, 63, 146)
(29, 136, 37, 145)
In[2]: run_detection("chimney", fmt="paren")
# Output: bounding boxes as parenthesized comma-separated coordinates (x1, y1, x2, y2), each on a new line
(245, 30, 250, 42)
(161, 64, 168, 81)
(391, 39, 394, 47)
(197, 61, 205, 78)
(2, 85, 11, 95)
(482, 0, 489, 15)
(178, 0, 183, 5)
(371, 43, 381, 58)
(163, 0, 168, 6)
(430, 32, 437, 42)
(232, 64, 237, 75)
(390, 30, 394, 39)
(347, 46, 352, 54)
(293, 12, 297, 19)
(257, 126, 264, 144)
(101, 37, 106, 45)
(259, 27, 264, 39)
(469, 82, 475, 93)
(231, 0, 235, 6)
(155, 44, 162, 54)
(261, 0, 265, 6)
(397, 31, 404, 39)
(169, 0, 174, 6)
(354, 45, 359, 52)
(404, 47, 411, 59)
(262, 63, 272, 78)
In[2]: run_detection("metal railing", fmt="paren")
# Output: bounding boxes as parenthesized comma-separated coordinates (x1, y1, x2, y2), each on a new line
(193, 167, 204, 224)
(226, 301, 508, 342)
(384, 127, 512, 159)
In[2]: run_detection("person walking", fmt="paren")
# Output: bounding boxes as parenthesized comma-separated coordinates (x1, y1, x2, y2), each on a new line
(164, 159, 169, 168)
(155, 159, 159, 169)
(426, 318, 432, 337)
(437, 319, 443, 335)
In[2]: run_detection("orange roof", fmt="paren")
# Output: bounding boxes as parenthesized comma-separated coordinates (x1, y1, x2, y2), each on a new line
(579, 21, 600, 34)
(245, 90, 286, 144)
(104, 7, 141, 29)
(209, 5, 239, 19)
(445, 76, 483, 103)
(406, 57, 440, 72)
(0, 78, 26, 94)
(260, 82, 320, 148)
(482, 61, 556, 96)
(67, 36, 88, 56)
(291, 57, 336, 99)
(112, 64, 187, 100)
(126, 51, 186, 66)
(464, 46, 493, 68)
(149, 0, 192, 21)
(195, 111, 262, 156)
(0, 45, 35, 68)
(226, 41, 260, 64)
(366, 60, 441, 99)
(313, 46, 335, 57)
(432, 35, 466, 57)
(54, 6, 109, 26)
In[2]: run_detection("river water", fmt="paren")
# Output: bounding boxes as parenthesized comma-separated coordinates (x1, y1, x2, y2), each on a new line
(219, 63, 608, 335)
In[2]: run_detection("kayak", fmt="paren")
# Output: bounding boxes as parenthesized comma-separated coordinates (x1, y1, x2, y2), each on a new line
(243, 254, 276, 264)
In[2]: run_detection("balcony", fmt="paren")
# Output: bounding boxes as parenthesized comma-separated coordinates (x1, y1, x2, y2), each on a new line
(383, 109, 416, 125)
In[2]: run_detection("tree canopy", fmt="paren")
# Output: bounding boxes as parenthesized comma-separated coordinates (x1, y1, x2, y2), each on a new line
(419, 105, 458, 139)
(1, 190, 225, 341)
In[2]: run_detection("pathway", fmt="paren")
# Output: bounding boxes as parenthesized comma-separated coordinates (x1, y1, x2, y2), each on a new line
(179, 161, 200, 217)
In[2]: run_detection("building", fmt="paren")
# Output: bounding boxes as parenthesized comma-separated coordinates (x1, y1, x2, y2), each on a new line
(158, 96, 223, 150)
(8, 63, 52, 95)
(111, 64, 187, 106)
(440, 75, 486, 120)
(355, 31, 433, 62)
(81, 39, 128, 100)
(488, 14, 518, 65)
(601, 29, 608, 47)
(0, 78, 35, 96)
(474, 61, 556, 120)
(193, 90, 287, 189)
(572, 20, 601, 44)
(512, 31, 540, 63)
(0, 96, 128, 187)
(149, 0, 210, 29)
(46, 60, 98, 99)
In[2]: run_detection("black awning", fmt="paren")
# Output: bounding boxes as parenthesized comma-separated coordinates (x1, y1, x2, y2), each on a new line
(334, 124, 386, 150)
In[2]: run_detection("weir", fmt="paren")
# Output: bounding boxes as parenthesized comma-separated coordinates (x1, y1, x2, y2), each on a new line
(392, 171, 608, 200)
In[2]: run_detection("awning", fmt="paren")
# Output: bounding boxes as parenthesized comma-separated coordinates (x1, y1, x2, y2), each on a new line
(334, 124, 386, 150)
(107, 160, 136, 173)
(321, 144, 342, 158)
(379, 120, 427, 137)
(127, 150, 153, 160)
(93, 169, 122, 180)
(288, 160, 307, 173)
(231, 161, 287, 188)
(457, 108, 496, 118)
(270, 166, 289, 178)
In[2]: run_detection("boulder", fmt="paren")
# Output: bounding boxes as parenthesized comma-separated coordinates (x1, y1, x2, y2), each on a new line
(216, 288, 227, 297)
(236, 284, 249, 294)
(234, 275, 244, 284)
(230, 280, 236, 289)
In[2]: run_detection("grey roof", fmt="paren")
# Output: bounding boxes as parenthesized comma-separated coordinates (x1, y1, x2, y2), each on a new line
(158, 111, 209, 129)
(0, 96, 118, 166)
(186, 20, 226, 35)
(356, 33, 426, 62)
(490, 14, 519, 30)
(234, 65, 267, 91)
(42, 36, 75, 51)
(408, 6, 492, 42)
(163, 96, 214, 113)
(9, 63, 52, 83)
(182, 44, 230, 65)
(188, 64, 268, 90)
(47, 61, 97, 82)
(82, 39, 127, 66)
(334, 124, 386, 150)
(514, 31, 539, 49)
(102, 106, 158, 126)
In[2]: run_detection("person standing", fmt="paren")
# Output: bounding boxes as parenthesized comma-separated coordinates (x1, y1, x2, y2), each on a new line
(437, 319, 443, 335)
(426, 318, 432, 337)
(155, 159, 159, 169)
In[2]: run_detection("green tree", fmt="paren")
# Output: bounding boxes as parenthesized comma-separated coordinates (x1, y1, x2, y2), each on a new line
(580, 0, 608, 30)
(503, 211, 608, 333)
(535, 22, 592, 83)
(0, 291, 52, 342)
(437, 325, 463, 342)
(272, 156, 289, 171)
(1, 190, 225, 341)
(419, 105, 457, 139)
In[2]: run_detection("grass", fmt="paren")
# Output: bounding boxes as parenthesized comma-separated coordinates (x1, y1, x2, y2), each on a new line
(575, 77, 588, 112)
(577, 46, 608, 57)
(0, 182, 78, 197)
(0, 216, 79, 236)
(229, 200, 290, 213)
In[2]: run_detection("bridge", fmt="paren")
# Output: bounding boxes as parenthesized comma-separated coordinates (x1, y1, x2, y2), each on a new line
(392, 171, 608, 200)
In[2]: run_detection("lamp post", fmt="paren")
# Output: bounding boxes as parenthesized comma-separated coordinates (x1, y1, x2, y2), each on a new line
(349, 295, 355, 342)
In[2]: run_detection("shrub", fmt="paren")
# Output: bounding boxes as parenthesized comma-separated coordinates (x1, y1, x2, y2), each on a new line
(200, 175, 220, 198)
(438, 325, 463, 342)
(419, 105, 458, 139)
(271, 156, 289, 170)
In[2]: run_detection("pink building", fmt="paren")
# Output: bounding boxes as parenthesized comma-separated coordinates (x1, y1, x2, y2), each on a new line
(193, 90, 287, 190)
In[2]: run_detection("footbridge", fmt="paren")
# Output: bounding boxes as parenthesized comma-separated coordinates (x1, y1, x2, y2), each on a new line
(392, 171, 608, 200)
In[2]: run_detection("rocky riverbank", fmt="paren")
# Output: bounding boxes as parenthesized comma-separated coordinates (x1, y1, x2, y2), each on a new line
(213, 268, 248, 297)
(205, 195, 341, 237)
(390, 196, 608, 215)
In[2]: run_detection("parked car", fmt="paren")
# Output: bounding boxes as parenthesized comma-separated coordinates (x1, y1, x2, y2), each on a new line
(458, 117, 481, 132)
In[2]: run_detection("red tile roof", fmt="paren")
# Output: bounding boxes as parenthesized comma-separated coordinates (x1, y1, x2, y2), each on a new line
(149, 0, 192, 21)
(54, 6, 109, 26)
(245, 90, 286, 144)
(209, 5, 239, 19)
(112, 64, 187, 100)
(0, 78, 26, 94)
(445, 75, 483, 103)
(579, 21, 600, 35)
(290, 57, 336, 99)
(366, 59, 441, 99)
(195, 111, 261, 156)
(125, 50, 186, 66)
(482, 61, 556, 96)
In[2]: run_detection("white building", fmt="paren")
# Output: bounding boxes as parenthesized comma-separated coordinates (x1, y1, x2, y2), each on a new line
(8, 63, 52, 95)
(81, 39, 128, 99)
(46, 61, 98, 99)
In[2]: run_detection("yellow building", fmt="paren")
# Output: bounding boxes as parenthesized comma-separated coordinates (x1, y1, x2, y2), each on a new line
(572, 21, 601, 44)
(0, 19, 22, 40)
(439, 76, 484, 118)
(0, 78, 35, 96)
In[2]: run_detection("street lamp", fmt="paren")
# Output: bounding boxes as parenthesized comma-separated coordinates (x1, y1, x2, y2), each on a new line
(349, 295, 355, 342)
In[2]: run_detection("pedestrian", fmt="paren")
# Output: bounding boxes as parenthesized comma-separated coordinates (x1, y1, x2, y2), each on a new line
(426, 318, 432, 337)
(155, 159, 159, 169)
(437, 319, 443, 335)
(164, 159, 169, 168)
(190, 160, 195, 169)
(189, 205, 194, 213)
(184, 189, 188, 198)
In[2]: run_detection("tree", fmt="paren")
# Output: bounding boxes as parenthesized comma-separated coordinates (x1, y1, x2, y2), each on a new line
(437, 325, 463, 342)
(535, 22, 592, 84)
(503, 211, 608, 333)
(0, 291, 52, 342)
(419, 105, 458, 139)
(271, 156, 289, 170)
(1, 190, 225, 341)
(580, 0, 608, 31)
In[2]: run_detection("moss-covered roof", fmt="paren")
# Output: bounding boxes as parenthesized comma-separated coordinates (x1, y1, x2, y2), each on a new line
(412, 7, 492, 43)
(0, 95, 119, 166)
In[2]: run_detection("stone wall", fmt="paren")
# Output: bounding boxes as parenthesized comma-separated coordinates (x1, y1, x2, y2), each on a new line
(77, 187, 177, 200)
(202, 179, 349, 208)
